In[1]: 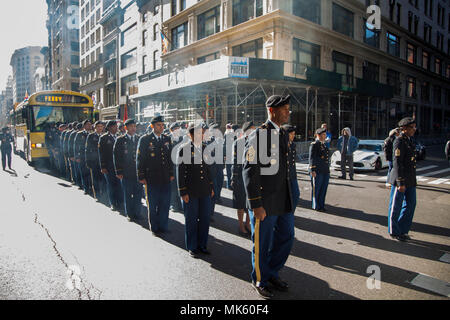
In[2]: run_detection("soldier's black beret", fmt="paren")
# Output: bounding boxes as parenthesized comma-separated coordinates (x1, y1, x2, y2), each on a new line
(124, 119, 136, 126)
(170, 122, 180, 130)
(202, 123, 209, 130)
(209, 123, 219, 130)
(82, 119, 92, 126)
(282, 124, 296, 133)
(151, 115, 164, 124)
(76, 123, 83, 130)
(72, 121, 79, 126)
(59, 124, 67, 129)
(266, 95, 291, 108)
(398, 117, 416, 127)
(242, 121, 254, 132)
(188, 123, 203, 134)
(315, 127, 327, 135)
(232, 124, 239, 131)
(94, 121, 103, 127)
(106, 120, 117, 128)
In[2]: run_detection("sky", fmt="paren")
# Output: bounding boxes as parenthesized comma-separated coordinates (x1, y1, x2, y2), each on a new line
(0, 0, 48, 90)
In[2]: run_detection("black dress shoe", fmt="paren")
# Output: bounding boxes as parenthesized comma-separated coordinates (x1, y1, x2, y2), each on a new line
(252, 282, 274, 299)
(189, 250, 199, 258)
(338, 176, 346, 180)
(390, 234, 407, 242)
(198, 248, 211, 255)
(268, 277, 289, 292)
(152, 231, 162, 237)
(350, 176, 354, 180)
(401, 234, 411, 240)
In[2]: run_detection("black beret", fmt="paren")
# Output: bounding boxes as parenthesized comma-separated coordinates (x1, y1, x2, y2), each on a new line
(82, 119, 92, 126)
(124, 119, 136, 126)
(58, 124, 67, 129)
(170, 122, 180, 130)
(232, 124, 239, 131)
(209, 123, 219, 130)
(266, 95, 291, 108)
(398, 117, 416, 127)
(72, 121, 79, 127)
(242, 121, 254, 132)
(282, 124, 296, 133)
(106, 120, 117, 128)
(315, 127, 327, 135)
(151, 115, 164, 124)
(202, 123, 209, 130)
(76, 123, 83, 130)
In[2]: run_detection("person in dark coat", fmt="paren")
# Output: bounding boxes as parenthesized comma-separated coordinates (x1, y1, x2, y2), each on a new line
(74, 120, 93, 194)
(309, 127, 330, 212)
(243, 95, 294, 299)
(86, 121, 106, 203)
(169, 122, 184, 213)
(383, 128, 400, 187)
(231, 121, 255, 237)
(282, 124, 300, 209)
(69, 123, 83, 187)
(1, 127, 13, 171)
(61, 122, 74, 181)
(176, 123, 214, 257)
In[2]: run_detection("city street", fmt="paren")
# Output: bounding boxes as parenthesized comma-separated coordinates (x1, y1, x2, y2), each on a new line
(0, 145, 449, 300)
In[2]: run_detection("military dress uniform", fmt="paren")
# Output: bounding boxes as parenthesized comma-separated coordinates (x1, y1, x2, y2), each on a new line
(0, 128, 13, 170)
(114, 129, 142, 221)
(309, 128, 330, 211)
(169, 123, 184, 212)
(85, 129, 106, 203)
(137, 121, 174, 233)
(74, 125, 92, 194)
(61, 126, 74, 181)
(231, 135, 247, 210)
(283, 124, 300, 209)
(99, 126, 124, 212)
(387, 118, 417, 240)
(243, 95, 294, 298)
(68, 125, 82, 186)
(177, 125, 214, 255)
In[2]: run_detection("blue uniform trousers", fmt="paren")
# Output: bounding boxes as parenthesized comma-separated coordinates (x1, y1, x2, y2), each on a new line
(183, 196, 212, 251)
(249, 211, 295, 287)
(214, 166, 224, 202)
(311, 173, 329, 210)
(169, 179, 183, 211)
(226, 164, 232, 189)
(386, 161, 393, 182)
(290, 174, 300, 210)
(104, 171, 124, 211)
(146, 183, 171, 232)
(90, 168, 106, 202)
(388, 186, 416, 236)
(78, 163, 91, 194)
(121, 177, 143, 220)
(70, 160, 80, 185)
(1, 148, 12, 169)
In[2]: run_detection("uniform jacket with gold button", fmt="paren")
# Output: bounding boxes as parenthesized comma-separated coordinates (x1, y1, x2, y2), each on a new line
(137, 132, 173, 185)
(113, 133, 141, 179)
(308, 140, 330, 174)
(176, 141, 213, 198)
(388, 133, 417, 187)
(243, 121, 292, 216)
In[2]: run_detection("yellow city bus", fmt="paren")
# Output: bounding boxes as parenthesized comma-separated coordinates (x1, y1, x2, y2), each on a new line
(12, 91, 94, 165)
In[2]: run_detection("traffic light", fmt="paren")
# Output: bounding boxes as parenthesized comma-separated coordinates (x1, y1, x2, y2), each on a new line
(206, 94, 211, 107)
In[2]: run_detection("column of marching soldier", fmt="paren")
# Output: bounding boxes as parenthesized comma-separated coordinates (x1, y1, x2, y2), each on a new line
(39, 94, 418, 300)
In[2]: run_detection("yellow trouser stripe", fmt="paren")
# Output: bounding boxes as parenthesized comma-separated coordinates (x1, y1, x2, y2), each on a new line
(90, 169, 96, 199)
(144, 184, 150, 209)
(255, 218, 261, 283)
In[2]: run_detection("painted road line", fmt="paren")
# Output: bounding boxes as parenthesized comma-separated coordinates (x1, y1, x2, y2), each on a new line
(428, 177, 450, 185)
(356, 174, 367, 177)
(416, 176, 429, 182)
(415, 165, 438, 172)
(421, 168, 450, 177)
(378, 176, 387, 181)
(439, 253, 450, 264)
(409, 274, 450, 297)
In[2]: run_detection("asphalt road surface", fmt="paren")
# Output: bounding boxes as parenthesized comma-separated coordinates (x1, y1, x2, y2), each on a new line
(0, 145, 449, 300)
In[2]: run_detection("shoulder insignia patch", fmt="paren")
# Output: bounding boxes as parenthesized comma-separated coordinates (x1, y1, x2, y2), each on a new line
(246, 145, 256, 162)
(395, 148, 401, 157)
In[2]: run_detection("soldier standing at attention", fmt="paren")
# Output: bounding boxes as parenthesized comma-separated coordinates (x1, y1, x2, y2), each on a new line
(86, 121, 106, 203)
(69, 123, 83, 188)
(56, 124, 67, 177)
(243, 95, 294, 299)
(74, 120, 93, 195)
(137, 116, 174, 235)
(387, 117, 417, 242)
(114, 119, 143, 223)
(282, 124, 300, 209)
(99, 120, 124, 213)
(169, 122, 184, 213)
(177, 123, 215, 257)
(309, 127, 330, 212)
(61, 122, 74, 181)
(1, 127, 14, 171)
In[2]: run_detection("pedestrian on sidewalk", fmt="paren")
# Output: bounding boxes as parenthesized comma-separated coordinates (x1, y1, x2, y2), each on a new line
(384, 128, 400, 187)
(336, 127, 358, 180)
(0, 127, 13, 171)
(387, 117, 417, 242)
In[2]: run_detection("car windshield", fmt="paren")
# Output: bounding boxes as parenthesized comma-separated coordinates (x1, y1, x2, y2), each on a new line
(31, 106, 93, 132)
(358, 144, 382, 152)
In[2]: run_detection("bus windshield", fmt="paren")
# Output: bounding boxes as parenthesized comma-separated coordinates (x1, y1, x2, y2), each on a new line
(31, 106, 93, 132)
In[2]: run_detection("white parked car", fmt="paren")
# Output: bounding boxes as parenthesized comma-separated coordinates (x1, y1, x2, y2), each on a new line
(331, 140, 388, 171)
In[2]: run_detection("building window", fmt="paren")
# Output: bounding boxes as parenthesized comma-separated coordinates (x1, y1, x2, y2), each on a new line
(406, 76, 416, 98)
(171, 0, 177, 16)
(424, 23, 432, 42)
(362, 61, 379, 82)
(406, 43, 416, 64)
(292, 0, 321, 24)
(433, 85, 441, 104)
(180, 0, 186, 11)
(143, 30, 148, 46)
(408, 11, 413, 32)
(332, 3, 354, 38)
(435, 57, 441, 75)
(153, 24, 159, 41)
(293, 38, 320, 74)
(422, 51, 429, 70)
(121, 24, 138, 47)
(121, 48, 137, 70)
(142, 55, 148, 74)
(121, 73, 137, 96)
(153, 50, 160, 70)
(421, 81, 430, 101)
(387, 69, 401, 95)
(396, 3, 401, 25)
(414, 16, 419, 35)
(387, 32, 400, 57)
(198, 6, 220, 40)
(232, 0, 263, 26)
(232, 38, 263, 58)
(436, 32, 444, 51)
(332, 51, 353, 86)
(197, 52, 220, 65)
(171, 22, 188, 50)
(363, 19, 380, 48)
